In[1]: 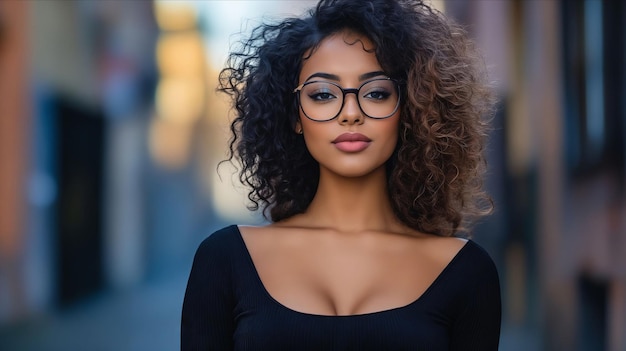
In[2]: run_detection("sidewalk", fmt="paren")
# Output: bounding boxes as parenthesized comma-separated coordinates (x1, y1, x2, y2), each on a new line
(0, 270, 188, 351)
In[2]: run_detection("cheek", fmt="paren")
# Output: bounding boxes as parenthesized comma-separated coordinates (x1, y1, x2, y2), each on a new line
(299, 121, 325, 153)
(381, 119, 400, 149)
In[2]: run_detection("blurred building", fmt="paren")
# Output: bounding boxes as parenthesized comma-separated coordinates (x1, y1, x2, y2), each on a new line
(448, 1, 626, 350)
(1, 0, 159, 317)
(0, 1, 624, 350)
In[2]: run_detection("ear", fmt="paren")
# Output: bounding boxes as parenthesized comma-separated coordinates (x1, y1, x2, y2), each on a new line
(294, 120, 303, 134)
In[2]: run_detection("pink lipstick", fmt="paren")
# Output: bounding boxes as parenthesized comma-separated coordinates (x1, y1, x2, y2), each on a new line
(331, 133, 372, 152)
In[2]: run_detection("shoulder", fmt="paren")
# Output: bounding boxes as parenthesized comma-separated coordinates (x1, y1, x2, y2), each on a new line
(184, 226, 242, 312)
(192, 225, 242, 263)
(237, 224, 304, 249)
(453, 240, 501, 288)
(461, 241, 499, 273)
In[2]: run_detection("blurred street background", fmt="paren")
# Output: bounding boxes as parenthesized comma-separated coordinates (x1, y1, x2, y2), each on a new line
(0, 0, 624, 350)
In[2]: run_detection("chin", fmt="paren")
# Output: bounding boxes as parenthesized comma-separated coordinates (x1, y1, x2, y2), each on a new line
(326, 164, 387, 179)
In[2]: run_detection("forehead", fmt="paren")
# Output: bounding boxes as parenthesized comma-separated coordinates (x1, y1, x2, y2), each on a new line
(299, 31, 381, 82)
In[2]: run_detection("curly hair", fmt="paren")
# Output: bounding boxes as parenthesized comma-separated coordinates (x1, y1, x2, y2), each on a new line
(218, 0, 494, 237)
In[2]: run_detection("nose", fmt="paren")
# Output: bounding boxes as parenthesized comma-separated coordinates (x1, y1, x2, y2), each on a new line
(338, 90, 363, 125)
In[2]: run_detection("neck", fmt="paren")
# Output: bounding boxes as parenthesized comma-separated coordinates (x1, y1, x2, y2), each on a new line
(302, 166, 401, 233)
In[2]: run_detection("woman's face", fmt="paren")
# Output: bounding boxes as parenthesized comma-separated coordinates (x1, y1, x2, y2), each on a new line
(296, 31, 400, 178)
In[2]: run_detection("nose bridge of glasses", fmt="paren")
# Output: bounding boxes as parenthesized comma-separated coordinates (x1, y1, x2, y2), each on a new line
(341, 87, 362, 115)
(343, 87, 359, 96)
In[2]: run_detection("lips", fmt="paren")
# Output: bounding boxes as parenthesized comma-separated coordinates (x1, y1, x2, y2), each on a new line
(332, 133, 372, 152)
(332, 133, 372, 143)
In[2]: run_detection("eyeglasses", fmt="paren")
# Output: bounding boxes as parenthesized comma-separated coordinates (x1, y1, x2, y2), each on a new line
(293, 78, 401, 122)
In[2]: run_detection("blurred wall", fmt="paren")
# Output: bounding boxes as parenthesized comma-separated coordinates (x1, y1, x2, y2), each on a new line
(0, 0, 31, 322)
(0, 0, 161, 321)
(448, 0, 626, 350)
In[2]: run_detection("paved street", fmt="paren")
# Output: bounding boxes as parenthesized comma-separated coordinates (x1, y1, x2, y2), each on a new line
(0, 269, 188, 351)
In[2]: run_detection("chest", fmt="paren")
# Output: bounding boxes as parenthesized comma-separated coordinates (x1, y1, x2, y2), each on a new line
(225, 230, 477, 350)
(232, 294, 453, 351)
(229, 244, 464, 351)
(245, 239, 455, 316)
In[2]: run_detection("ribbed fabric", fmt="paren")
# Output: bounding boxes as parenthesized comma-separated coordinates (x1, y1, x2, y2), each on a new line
(181, 225, 501, 350)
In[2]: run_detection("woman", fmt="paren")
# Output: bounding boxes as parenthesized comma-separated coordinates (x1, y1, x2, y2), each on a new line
(182, 0, 501, 349)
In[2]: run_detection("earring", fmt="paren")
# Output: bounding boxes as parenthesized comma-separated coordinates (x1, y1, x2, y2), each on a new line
(297, 127, 303, 134)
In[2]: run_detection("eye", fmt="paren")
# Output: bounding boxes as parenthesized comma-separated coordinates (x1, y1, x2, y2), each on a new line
(302, 82, 341, 103)
(360, 79, 396, 102)
(363, 90, 391, 101)
(308, 90, 337, 102)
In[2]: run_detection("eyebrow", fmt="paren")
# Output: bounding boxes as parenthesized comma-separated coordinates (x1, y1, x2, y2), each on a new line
(304, 70, 387, 83)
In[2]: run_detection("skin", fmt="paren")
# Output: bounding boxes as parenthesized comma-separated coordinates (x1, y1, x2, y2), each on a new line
(239, 31, 467, 316)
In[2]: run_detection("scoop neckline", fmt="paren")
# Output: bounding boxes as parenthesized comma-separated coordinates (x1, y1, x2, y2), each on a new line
(231, 224, 472, 318)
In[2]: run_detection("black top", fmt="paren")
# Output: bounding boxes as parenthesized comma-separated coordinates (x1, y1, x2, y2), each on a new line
(181, 225, 501, 350)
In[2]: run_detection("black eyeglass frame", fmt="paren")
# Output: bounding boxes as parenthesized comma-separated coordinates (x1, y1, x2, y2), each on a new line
(293, 77, 402, 122)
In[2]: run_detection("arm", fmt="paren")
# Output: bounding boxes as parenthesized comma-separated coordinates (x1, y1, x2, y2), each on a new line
(181, 233, 235, 350)
(449, 245, 502, 350)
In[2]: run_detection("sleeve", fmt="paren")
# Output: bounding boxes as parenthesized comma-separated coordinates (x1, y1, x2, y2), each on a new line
(181, 230, 235, 350)
(449, 243, 502, 351)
